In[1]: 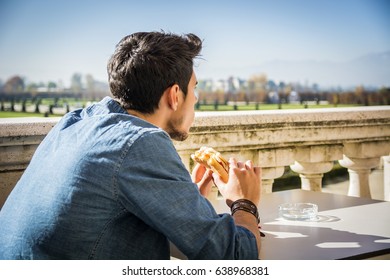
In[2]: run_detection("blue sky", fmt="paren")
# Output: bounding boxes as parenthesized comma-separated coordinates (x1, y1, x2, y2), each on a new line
(0, 0, 389, 87)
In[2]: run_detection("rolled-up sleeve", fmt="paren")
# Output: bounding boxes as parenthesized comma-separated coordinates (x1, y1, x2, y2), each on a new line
(116, 129, 258, 259)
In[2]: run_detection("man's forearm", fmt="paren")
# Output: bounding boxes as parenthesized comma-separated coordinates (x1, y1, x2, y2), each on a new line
(232, 210, 261, 259)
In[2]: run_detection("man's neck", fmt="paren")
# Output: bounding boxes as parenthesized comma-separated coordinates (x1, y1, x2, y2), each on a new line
(126, 109, 168, 131)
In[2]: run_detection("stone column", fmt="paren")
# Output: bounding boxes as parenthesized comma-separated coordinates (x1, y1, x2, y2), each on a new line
(290, 145, 343, 192)
(258, 148, 295, 193)
(290, 161, 334, 191)
(339, 155, 379, 198)
(339, 142, 389, 198)
(384, 155, 390, 201)
(261, 167, 286, 193)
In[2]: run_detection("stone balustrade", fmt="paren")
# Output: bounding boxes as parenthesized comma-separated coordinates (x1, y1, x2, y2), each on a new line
(1, 106, 390, 208)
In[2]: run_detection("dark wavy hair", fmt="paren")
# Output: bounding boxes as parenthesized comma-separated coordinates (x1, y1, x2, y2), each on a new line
(107, 31, 202, 114)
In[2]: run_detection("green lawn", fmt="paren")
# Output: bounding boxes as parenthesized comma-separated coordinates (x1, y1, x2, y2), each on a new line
(0, 103, 359, 118)
(0, 111, 61, 118)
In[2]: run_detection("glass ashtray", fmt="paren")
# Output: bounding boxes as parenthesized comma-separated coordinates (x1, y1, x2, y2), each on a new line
(279, 203, 318, 221)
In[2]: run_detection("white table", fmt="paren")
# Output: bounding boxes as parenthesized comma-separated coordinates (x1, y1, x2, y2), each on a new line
(214, 189, 390, 259)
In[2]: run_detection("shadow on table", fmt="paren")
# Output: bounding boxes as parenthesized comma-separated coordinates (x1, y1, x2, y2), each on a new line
(260, 222, 390, 260)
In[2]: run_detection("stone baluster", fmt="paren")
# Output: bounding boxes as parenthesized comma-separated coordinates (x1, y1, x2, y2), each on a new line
(261, 167, 286, 194)
(290, 161, 334, 191)
(339, 142, 389, 198)
(338, 156, 379, 198)
(258, 148, 295, 194)
(384, 155, 390, 201)
(290, 145, 343, 191)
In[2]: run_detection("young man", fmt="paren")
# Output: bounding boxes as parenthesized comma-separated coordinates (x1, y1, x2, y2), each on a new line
(0, 32, 262, 259)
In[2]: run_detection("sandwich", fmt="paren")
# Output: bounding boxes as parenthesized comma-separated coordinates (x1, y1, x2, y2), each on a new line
(191, 146, 229, 183)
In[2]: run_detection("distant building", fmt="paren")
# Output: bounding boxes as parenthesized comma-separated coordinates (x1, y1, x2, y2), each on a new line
(290, 91, 299, 103)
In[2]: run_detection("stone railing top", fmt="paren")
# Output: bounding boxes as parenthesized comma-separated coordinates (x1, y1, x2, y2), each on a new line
(178, 106, 390, 152)
(192, 106, 390, 128)
(0, 117, 60, 137)
(1, 106, 389, 139)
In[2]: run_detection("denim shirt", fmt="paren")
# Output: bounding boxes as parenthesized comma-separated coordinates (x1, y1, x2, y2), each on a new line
(0, 97, 258, 260)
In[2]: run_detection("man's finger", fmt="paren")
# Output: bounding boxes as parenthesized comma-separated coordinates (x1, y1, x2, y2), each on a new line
(254, 166, 262, 177)
(245, 160, 253, 170)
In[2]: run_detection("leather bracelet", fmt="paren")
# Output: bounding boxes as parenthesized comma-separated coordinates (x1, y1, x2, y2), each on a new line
(230, 199, 260, 224)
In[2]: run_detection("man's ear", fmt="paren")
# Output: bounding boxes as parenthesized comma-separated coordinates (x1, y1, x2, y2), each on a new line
(166, 84, 180, 111)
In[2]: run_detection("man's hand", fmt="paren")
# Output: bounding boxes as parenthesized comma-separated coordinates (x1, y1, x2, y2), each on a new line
(191, 163, 214, 197)
(212, 158, 261, 207)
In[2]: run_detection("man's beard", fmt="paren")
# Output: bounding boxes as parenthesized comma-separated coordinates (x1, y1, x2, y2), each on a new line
(166, 117, 189, 141)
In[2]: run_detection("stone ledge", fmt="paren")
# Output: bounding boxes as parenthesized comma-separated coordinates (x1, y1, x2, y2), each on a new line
(175, 106, 390, 152)
(0, 117, 60, 137)
(192, 106, 390, 127)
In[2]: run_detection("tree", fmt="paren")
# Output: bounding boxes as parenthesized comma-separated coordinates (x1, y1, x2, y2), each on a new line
(2, 75, 25, 93)
(47, 81, 57, 92)
(247, 74, 267, 103)
(354, 85, 367, 105)
(379, 87, 390, 105)
(26, 82, 39, 93)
